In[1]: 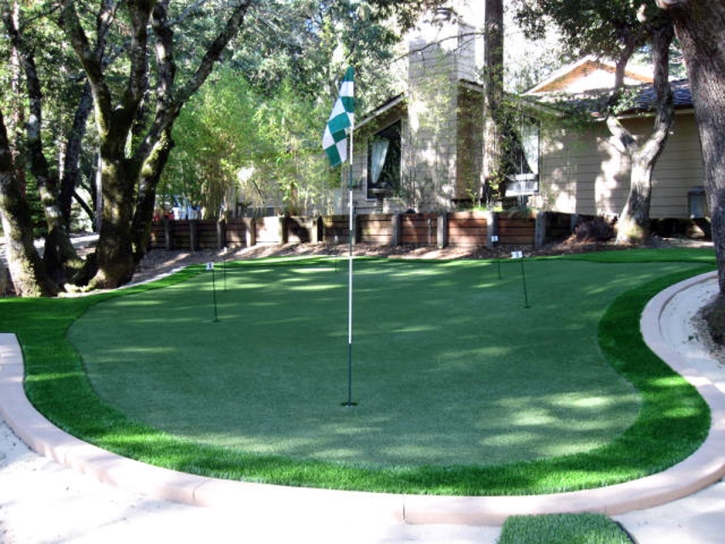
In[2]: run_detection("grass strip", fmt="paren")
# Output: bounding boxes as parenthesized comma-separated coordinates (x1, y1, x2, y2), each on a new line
(1, 250, 715, 495)
(498, 513, 633, 544)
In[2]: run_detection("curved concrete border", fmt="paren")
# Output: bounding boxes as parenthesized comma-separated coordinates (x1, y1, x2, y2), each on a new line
(1, 271, 723, 526)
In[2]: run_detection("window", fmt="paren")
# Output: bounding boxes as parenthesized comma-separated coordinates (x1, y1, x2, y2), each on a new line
(367, 122, 401, 198)
(506, 116, 540, 196)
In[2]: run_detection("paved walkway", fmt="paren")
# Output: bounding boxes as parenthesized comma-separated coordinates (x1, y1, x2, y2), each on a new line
(1, 271, 723, 543)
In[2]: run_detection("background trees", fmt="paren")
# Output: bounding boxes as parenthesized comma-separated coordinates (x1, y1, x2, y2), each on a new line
(2, 0, 722, 299)
(1, 0, 438, 296)
(161, 0, 409, 220)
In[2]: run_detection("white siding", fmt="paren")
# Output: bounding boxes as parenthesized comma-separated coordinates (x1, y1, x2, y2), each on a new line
(535, 111, 704, 219)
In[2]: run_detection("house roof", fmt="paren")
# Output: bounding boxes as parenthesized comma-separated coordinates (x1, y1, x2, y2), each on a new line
(529, 79, 693, 118)
(357, 93, 406, 129)
(525, 56, 693, 118)
(631, 79, 692, 112)
(526, 56, 654, 94)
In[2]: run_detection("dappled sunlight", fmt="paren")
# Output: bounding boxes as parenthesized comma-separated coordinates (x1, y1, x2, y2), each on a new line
(66, 258, 700, 470)
(287, 283, 340, 292)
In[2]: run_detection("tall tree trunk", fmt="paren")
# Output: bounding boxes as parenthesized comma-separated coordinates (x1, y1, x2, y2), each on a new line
(59, 82, 94, 227)
(92, 142, 139, 288)
(132, 128, 174, 263)
(482, 0, 505, 205)
(614, 15, 674, 244)
(0, 110, 59, 297)
(2, 0, 79, 284)
(657, 0, 725, 294)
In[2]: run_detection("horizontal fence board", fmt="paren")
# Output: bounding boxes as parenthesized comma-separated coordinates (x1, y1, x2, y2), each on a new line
(226, 219, 248, 247)
(147, 210, 582, 252)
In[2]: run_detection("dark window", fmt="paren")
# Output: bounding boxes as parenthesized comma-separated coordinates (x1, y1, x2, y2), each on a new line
(367, 122, 401, 198)
(506, 116, 540, 196)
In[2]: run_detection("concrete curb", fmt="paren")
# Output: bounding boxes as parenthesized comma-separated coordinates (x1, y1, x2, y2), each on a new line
(1, 271, 723, 525)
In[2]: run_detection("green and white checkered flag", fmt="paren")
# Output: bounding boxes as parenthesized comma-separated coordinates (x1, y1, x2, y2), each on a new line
(322, 67, 355, 168)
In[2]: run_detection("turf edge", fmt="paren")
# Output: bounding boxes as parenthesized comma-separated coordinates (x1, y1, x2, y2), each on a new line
(5, 256, 714, 496)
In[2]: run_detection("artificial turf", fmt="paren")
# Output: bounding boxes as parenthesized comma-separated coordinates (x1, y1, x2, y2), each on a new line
(498, 513, 634, 544)
(2, 248, 716, 495)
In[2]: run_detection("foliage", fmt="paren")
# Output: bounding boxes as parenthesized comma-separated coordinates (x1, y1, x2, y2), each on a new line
(574, 216, 616, 242)
(514, 0, 651, 62)
(0, 0, 95, 235)
(3, 252, 714, 494)
(161, 70, 264, 218)
(499, 513, 633, 544)
(230, 0, 406, 112)
(162, 70, 339, 217)
(251, 81, 339, 215)
(160, 0, 429, 218)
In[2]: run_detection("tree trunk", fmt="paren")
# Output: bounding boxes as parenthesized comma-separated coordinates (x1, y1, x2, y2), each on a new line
(2, 0, 79, 284)
(59, 82, 94, 227)
(0, 258, 8, 295)
(0, 110, 59, 297)
(656, 0, 725, 294)
(482, 0, 505, 205)
(91, 149, 138, 289)
(132, 128, 174, 263)
(59, 0, 253, 289)
(614, 15, 674, 244)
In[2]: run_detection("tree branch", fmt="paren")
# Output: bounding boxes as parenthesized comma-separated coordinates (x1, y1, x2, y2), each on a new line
(58, 0, 113, 134)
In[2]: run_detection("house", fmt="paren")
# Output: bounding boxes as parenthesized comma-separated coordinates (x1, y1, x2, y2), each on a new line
(524, 57, 706, 226)
(349, 7, 486, 214)
(352, 17, 706, 233)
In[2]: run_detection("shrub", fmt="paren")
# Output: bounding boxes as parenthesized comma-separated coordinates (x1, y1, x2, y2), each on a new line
(574, 216, 615, 242)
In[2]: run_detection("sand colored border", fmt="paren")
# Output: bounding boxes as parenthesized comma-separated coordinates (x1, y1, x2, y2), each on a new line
(1, 271, 723, 525)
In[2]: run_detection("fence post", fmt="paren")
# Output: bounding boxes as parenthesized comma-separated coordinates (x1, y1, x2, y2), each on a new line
(245, 218, 256, 248)
(217, 219, 227, 250)
(278, 216, 288, 244)
(189, 219, 199, 252)
(437, 213, 448, 248)
(535, 211, 548, 248)
(391, 213, 401, 246)
(570, 213, 581, 232)
(163, 217, 173, 250)
(486, 211, 498, 248)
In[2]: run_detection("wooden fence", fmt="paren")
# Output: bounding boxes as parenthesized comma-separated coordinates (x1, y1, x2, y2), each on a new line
(148, 211, 579, 251)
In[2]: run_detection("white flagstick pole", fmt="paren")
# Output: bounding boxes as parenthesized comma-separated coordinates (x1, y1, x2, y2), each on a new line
(346, 122, 355, 406)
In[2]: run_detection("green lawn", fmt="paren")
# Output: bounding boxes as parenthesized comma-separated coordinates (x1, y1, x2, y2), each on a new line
(3, 248, 715, 495)
(499, 513, 633, 544)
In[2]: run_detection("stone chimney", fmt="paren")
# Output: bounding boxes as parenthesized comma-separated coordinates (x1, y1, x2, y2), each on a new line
(404, 6, 481, 209)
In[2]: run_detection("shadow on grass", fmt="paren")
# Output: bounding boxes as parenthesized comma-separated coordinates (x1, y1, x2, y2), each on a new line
(1, 252, 715, 496)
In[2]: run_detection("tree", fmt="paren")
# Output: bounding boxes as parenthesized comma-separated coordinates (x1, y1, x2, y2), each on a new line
(515, 1, 675, 244)
(655, 0, 725, 297)
(482, 0, 505, 204)
(0, 0, 91, 293)
(0, 110, 59, 296)
(162, 1, 408, 219)
(1, 0, 442, 296)
(54, 0, 255, 289)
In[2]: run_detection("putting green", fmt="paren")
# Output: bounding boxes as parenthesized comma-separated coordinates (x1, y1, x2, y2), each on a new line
(68, 258, 700, 468)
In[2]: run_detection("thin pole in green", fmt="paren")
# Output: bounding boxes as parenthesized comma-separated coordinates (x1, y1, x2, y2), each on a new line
(512, 251, 530, 308)
(207, 262, 220, 322)
(345, 129, 357, 407)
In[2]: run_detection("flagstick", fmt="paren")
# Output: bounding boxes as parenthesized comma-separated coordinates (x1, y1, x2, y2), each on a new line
(346, 127, 356, 407)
